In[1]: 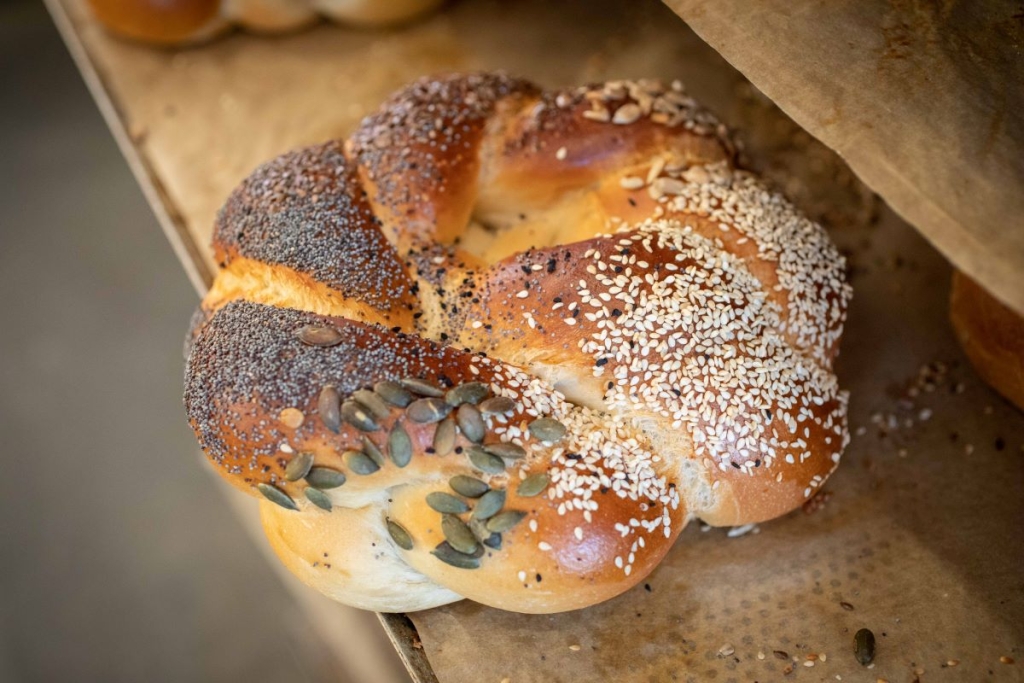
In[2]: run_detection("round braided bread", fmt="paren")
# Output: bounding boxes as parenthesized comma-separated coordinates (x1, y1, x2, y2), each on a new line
(184, 73, 852, 613)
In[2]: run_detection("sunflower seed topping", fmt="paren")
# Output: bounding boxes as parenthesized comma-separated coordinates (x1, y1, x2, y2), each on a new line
(472, 489, 506, 521)
(432, 417, 456, 455)
(296, 325, 343, 347)
(441, 514, 479, 555)
(528, 417, 567, 442)
(374, 381, 413, 407)
(426, 491, 470, 514)
(467, 445, 506, 473)
(388, 422, 412, 467)
(341, 400, 379, 431)
(257, 483, 298, 511)
(456, 404, 486, 443)
(431, 542, 481, 569)
(486, 510, 527, 533)
(360, 436, 385, 468)
(516, 472, 550, 497)
(304, 487, 333, 511)
(449, 475, 489, 498)
(317, 385, 341, 433)
(485, 442, 527, 460)
(284, 452, 314, 482)
(400, 378, 444, 398)
(387, 519, 414, 550)
(305, 466, 347, 489)
(445, 382, 490, 406)
(478, 396, 515, 415)
(343, 451, 380, 475)
(407, 398, 452, 424)
(352, 389, 390, 420)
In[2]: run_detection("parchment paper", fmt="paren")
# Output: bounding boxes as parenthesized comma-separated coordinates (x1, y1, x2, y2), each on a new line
(664, 0, 1024, 316)
(50, 0, 1023, 680)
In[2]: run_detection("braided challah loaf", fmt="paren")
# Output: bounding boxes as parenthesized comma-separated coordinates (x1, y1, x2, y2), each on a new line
(88, 0, 442, 45)
(184, 74, 852, 613)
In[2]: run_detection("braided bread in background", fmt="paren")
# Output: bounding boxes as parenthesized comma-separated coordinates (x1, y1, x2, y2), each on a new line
(184, 74, 852, 613)
(88, 0, 443, 45)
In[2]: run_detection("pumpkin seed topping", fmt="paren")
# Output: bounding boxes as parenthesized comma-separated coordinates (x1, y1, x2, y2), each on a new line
(486, 510, 527, 533)
(400, 378, 444, 398)
(441, 514, 479, 555)
(449, 475, 489, 498)
(485, 442, 527, 460)
(341, 400, 379, 431)
(388, 422, 413, 467)
(374, 381, 413, 407)
(426, 491, 470, 514)
(528, 417, 567, 442)
(360, 436, 385, 468)
(305, 466, 347, 489)
(456, 404, 485, 443)
(472, 489, 506, 521)
(257, 483, 298, 511)
(284, 452, 314, 482)
(352, 389, 390, 420)
(431, 542, 481, 569)
(317, 385, 341, 433)
(467, 445, 505, 474)
(343, 450, 380, 475)
(407, 397, 452, 423)
(478, 396, 515, 415)
(296, 325, 343, 347)
(432, 417, 456, 455)
(304, 487, 333, 511)
(516, 472, 550, 497)
(386, 519, 414, 550)
(445, 381, 490, 406)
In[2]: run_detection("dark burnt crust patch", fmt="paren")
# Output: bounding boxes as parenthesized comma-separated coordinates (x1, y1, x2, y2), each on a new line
(184, 300, 478, 476)
(213, 140, 413, 313)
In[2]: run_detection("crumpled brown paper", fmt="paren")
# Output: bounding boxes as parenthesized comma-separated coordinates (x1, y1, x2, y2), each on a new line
(665, 0, 1024, 314)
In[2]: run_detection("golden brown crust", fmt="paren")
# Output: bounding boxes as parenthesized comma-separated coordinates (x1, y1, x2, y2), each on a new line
(184, 73, 851, 613)
(950, 270, 1024, 412)
(87, 0, 223, 44)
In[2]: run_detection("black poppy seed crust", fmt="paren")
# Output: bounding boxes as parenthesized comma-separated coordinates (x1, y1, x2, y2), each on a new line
(213, 140, 413, 312)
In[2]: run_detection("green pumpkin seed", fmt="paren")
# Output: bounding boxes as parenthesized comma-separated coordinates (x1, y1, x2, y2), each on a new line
(486, 510, 527, 533)
(468, 517, 491, 541)
(361, 436, 385, 468)
(432, 417, 456, 455)
(442, 514, 479, 555)
(472, 489, 506, 521)
(297, 325, 343, 347)
(449, 475, 489, 498)
(284, 452, 314, 482)
(341, 400, 379, 431)
(485, 442, 527, 460)
(343, 450, 380, 475)
(426, 491, 470, 514)
(374, 381, 413, 408)
(305, 466, 347, 489)
(529, 417, 567, 442)
(431, 542, 481, 569)
(400, 378, 444, 398)
(456, 404, 486, 443)
(407, 398, 452, 424)
(445, 381, 490, 406)
(388, 422, 412, 467)
(318, 385, 341, 433)
(304, 487, 333, 511)
(467, 445, 506, 474)
(517, 472, 550, 497)
(257, 483, 298, 511)
(386, 519, 414, 550)
(478, 396, 515, 415)
(854, 628, 875, 665)
(482, 532, 502, 549)
(352, 389, 391, 420)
